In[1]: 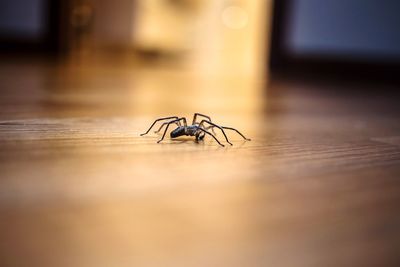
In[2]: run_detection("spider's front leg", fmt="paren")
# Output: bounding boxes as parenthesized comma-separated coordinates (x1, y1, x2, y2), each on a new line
(199, 120, 233, 145)
(192, 113, 212, 125)
(195, 131, 205, 141)
(197, 133, 205, 141)
(220, 126, 251, 141)
(192, 113, 216, 134)
(196, 127, 224, 147)
(207, 125, 251, 141)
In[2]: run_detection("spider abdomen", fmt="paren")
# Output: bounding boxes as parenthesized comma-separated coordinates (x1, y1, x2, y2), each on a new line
(170, 126, 186, 138)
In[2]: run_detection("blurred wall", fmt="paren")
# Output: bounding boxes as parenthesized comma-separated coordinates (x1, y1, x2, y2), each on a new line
(286, 0, 400, 60)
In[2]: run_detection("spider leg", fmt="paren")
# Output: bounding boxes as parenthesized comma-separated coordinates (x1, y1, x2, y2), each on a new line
(196, 127, 224, 147)
(155, 120, 181, 133)
(140, 116, 179, 136)
(197, 134, 205, 141)
(193, 113, 216, 134)
(205, 124, 216, 134)
(197, 123, 216, 135)
(194, 123, 214, 135)
(192, 113, 212, 125)
(157, 117, 187, 143)
(199, 120, 233, 145)
(221, 126, 251, 141)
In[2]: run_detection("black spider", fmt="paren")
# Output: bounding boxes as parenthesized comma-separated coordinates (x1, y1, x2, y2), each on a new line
(140, 113, 251, 147)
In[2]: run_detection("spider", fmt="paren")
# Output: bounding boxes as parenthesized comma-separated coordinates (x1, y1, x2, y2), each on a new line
(140, 113, 251, 147)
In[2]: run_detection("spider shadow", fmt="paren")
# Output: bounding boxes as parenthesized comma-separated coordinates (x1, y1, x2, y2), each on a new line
(141, 135, 224, 149)
(168, 138, 225, 149)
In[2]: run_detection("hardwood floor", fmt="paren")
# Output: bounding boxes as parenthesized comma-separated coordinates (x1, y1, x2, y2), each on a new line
(0, 58, 399, 267)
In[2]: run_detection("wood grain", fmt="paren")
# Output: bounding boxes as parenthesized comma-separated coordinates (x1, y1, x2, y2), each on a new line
(0, 59, 400, 267)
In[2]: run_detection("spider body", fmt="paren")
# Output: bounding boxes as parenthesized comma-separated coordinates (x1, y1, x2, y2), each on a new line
(140, 113, 250, 147)
(170, 125, 200, 138)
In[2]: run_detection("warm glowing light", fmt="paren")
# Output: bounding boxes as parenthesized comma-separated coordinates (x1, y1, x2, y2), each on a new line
(221, 6, 248, 29)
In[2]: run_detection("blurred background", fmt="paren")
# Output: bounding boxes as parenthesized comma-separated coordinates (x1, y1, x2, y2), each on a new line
(0, 0, 273, 120)
(1, 0, 399, 81)
(1, 1, 400, 267)
(0, 0, 269, 77)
